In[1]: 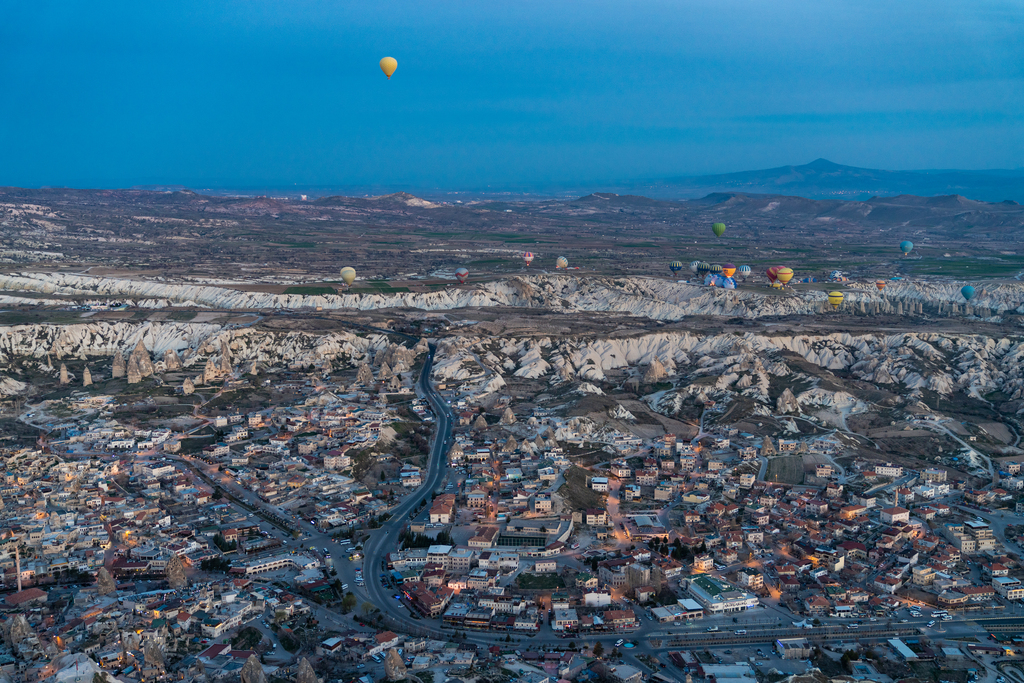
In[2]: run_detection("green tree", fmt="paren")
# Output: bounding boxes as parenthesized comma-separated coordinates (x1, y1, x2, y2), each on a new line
(342, 591, 357, 613)
(362, 602, 376, 616)
(593, 642, 604, 658)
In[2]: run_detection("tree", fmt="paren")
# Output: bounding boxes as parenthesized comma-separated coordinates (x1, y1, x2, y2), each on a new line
(593, 642, 604, 658)
(342, 592, 357, 613)
(362, 602, 376, 616)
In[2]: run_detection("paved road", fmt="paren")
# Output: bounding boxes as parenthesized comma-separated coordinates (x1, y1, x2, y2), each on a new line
(361, 343, 455, 627)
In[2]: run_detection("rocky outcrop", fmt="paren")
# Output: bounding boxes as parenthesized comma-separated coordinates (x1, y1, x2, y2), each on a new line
(776, 388, 801, 414)
(96, 567, 116, 595)
(296, 658, 318, 683)
(112, 352, 126, 378)
(356, 363, 374, 385)
(240, 654, 268, 683)
(143, 639, 165, 671)
(163, 348, 182, 370)
(385, 647, 407, 681)
(203, 358, 218, 384)
(500, 407, 516, 425)
(219, 343, 232, 374)
(474, 414, 488, 431)
(82, 366, 92, 386)
(182, 378, 194, 395)
(166, 554, 187, 589)
(130, 342, 155, 377)
(3, 614, 33, 646)
(59, 363, 69, 385)
(642, 358, 667, 384)
(127, 355, 142, 384)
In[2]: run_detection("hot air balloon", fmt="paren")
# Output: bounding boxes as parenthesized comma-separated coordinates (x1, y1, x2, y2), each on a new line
(698, 262, 711, 276)
(556, 256, 569, 269)
(738, 265, 751, 280)
(875, 280, 886, 292)
(340, 267, 356, 286)
(455, 268, 469, 284)
(900, 240, 914, 256)
(723, 277, 736, 289)
(827, 291, 845, 310)
(689, 260, 700, 274)
(777, 267, 794, 285)
(961, 285, 976, 301)
(669, 261, 683, 274)
(523, 251, 534, 266)
(722, 263, 736, 278)
(766, 266, 781, 283)
(710, 264, 723, 276)
(712, 222, 726, 238)
(380, 57, 398, 80)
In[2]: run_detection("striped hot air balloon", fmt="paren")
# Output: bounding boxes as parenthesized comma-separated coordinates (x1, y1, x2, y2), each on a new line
(777, 267, 794, 285)
(828, 291, 845, 309)
(556, 256, 569, 269)
(689, 260, 700, 273)
(737, 265, 751, 280)
(722, 263, 736, 278)
(523, 252, 534, 266)
(455, 268, 469, 283)
(669, 261, 683, 274)
(767, 266, 781, 283)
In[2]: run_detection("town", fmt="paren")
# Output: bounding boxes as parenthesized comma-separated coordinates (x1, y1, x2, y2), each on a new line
(2, 322, 1024, 683)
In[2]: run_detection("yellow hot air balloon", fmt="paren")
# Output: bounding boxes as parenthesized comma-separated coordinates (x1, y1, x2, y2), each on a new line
(340, 267, 356, 286)
(556, 256, 569, 269)
(380, 57, 398, 80)
(827, 291, 845, 310)
(776, 267, 794, 285)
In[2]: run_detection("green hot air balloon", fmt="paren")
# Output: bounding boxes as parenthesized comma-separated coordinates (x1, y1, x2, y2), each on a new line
(712, 222, 726, 238)
(961, 285, 976, 301)
(900, 240, 914, 256)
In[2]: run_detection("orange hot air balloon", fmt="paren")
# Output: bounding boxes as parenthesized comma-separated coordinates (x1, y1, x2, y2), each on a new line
(777, 267, 794, 285)
(766, 266, 781, 283)
(875, 280, 886, 291)
(380, 57, 398, 80)
(722, 263, 736, 278)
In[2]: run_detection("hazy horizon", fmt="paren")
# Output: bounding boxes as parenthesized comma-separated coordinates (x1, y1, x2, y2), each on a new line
(3, 1, 1023, 189)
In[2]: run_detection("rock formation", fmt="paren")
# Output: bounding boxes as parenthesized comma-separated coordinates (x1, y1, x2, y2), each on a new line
(296, 657, 318, 683)
(502, 436, 518, 453)
(127, 355, 142, 384)
(642, 358, 667, 384)
(378, 362, 393, 380)
(112, 352, 126, 378)
(240, 654, 268, 683)
(163, 348, 183, 370)
(776, 388, 801, 414)
(182, 378, 194, 395)
(143, 639, 165, 671)
(203, 358, 218, 384)
(219, 343, 232, 373)
(356, 363, 374, 385)
(83, 366, 92, 386)
(166, 554, 187, 589)
(59, 363, 69, 385)
(3, 614, 33, 646)
(500, 407, 516, 425)
(474, 414, 488, 431)
(96, 567, 116, 595)
(130, 342, 155, 377)
(760, 436, 776, 457)
(385, 647, 407, 681)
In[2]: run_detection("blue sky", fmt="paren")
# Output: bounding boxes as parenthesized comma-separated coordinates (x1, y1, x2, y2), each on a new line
(2, 1, 1022, 189)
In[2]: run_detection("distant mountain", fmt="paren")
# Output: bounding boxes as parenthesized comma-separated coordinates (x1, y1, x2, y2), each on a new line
(636, 159, 1024, 203)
